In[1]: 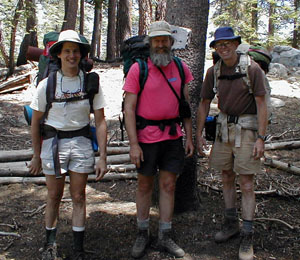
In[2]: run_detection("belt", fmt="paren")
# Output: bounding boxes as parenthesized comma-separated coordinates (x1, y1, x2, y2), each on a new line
(136, 115, 181, 136)
(42, 124, 91, 178)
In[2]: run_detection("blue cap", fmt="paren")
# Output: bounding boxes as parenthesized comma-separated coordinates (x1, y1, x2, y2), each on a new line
(210, 27, 241, 48)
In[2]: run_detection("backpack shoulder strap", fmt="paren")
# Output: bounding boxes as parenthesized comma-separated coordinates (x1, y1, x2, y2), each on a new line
(213, 59, 222, 94)
(136, 58, 148, 95)
(238, 53, 252, 94)
(173, 56, 186, 98)
(43, 71, 57, 121)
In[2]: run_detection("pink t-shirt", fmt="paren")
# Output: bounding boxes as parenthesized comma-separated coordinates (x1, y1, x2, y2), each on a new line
(123, 58, 194, 143)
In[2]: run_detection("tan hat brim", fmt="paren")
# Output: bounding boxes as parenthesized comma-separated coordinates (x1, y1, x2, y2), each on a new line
(149, 31, 172, 38)
(49, 40, 90, 57)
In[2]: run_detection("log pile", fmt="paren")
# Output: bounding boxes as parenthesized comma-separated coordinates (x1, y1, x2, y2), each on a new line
(0, 144, 137, 184)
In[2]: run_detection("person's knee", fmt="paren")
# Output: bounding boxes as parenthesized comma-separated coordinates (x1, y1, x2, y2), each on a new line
(160, 177, 176, 194)
(137, 180, 154, 194)
(71, 192, 86, 205)
(239, 175, 254, 193)
(47, 190, 63, 203)
(222, 169, 236, 184)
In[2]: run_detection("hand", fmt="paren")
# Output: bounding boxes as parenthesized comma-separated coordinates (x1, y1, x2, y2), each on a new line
(130, 144, 144, 168)
(95, 157, 107, 181)
(27, 156, 42, 175)
(253, 139, 265, 160)
(185, 138, 194, 158)
(197, 135, 208, 157)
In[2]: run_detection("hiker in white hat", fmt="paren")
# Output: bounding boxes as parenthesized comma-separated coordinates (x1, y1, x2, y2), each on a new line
(28, 29, 107, 260)
(123, 20, 194, 258)
(196, 26, 268, 260)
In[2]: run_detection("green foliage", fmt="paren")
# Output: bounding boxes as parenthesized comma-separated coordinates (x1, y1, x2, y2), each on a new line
(210, 0, 297, 47)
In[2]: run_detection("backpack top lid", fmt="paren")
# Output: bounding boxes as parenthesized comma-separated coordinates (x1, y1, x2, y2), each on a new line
(248, 45, 272, 65)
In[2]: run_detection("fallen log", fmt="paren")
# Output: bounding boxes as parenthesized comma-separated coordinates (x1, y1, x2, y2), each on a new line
(0, 71, 34, 93)
(0, 172, 137, 185)
(0, 154, 131, 176)
(0, 147, 130, 162)
(0, 163, 136, 177)
(265, 140, 300, 151)
(264, 157, 300, 176)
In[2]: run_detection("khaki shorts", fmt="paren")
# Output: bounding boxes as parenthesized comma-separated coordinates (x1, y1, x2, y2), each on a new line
(209, 124, 260, 175)
(41, 136, 95, 175)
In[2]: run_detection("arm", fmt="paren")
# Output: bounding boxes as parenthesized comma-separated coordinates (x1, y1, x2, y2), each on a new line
(124, 92, 144, 168)
(28, 110, 44, 175)
(196, 98, 212, 156)
(253, 95, 268, 159)
(94, 108, 107, 181)
(182, 84, 194, 157)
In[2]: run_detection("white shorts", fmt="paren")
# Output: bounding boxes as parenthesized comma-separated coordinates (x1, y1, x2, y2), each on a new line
(41, 136, 95, 175)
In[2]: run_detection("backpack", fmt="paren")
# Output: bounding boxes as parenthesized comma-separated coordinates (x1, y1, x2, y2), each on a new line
(24, 70, 100, 151)
(119, 35, 186, 140)
(36, 31, 92, 85)
(213, 51, 272, 117)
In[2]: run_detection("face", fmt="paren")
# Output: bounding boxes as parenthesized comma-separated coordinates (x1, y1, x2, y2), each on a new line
(214, 40, 239, 62)
(150, 36, 172, 54)
(57, 42, 81, 71)
(150, 36, 173, 66)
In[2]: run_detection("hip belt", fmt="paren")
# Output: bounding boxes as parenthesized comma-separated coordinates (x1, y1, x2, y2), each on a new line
(42, 124, 91, 178)
(216, 112, 258, 147)
(136, 115, 181, 136)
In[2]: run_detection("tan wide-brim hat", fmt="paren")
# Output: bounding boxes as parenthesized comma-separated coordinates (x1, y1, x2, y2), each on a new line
(49, 30, 91, 57)
(148, 21, 172, 37)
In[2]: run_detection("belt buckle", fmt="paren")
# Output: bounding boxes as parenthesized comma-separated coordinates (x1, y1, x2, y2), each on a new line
(227, 115, 239, 124)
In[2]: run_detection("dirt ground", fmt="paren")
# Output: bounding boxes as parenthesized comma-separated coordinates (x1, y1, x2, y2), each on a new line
(0, 65, 299, 260)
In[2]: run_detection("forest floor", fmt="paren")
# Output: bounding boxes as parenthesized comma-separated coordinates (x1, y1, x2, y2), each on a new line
(0, 63, 299, 260)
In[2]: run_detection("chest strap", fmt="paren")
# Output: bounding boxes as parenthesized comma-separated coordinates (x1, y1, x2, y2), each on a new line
(136, 115, 180, 136)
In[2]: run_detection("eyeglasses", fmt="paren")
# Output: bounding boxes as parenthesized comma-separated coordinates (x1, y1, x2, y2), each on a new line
(214, 41, 233, 50)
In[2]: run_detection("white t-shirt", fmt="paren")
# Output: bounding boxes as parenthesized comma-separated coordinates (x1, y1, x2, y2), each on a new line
(30, 70, 106, 131)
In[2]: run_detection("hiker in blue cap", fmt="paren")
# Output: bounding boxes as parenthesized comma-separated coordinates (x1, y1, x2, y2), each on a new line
(28, 30, 107, 260)
(196, 26, 268, 260)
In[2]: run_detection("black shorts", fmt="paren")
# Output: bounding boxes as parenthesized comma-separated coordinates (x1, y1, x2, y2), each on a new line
(138, 138, 185, 176)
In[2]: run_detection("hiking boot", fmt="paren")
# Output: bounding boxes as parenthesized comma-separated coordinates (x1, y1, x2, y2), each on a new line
(214, 217, 240, 243)
(239, 231, 254, 260)
(41, 243, 61, 260)
(158, 230, 185, 258)
(131, 229, 150, 259)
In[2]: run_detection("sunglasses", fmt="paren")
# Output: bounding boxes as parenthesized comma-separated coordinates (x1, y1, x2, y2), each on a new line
(214, 41, 233, 50)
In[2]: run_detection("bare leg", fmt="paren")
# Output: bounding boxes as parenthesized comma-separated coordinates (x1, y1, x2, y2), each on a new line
(136, 174, 155, 220)
(221, 169, 237, 209)
(239, 174, 255, 221)
(45, 175, 65, 228)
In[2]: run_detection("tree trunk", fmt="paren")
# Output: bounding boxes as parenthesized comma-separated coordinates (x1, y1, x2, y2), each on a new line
(79, 0, 85, 35)
(116, 0, 132, 57)
(292, 0, 300, 48)
(250, 0, 258, 44)
(90, 0, 102, 58)
(8, 0, 24, 76)
(97, 2, 103, 58)
(0, 21, 9, 67)
(267, 1, 275, 49)
(138, 0, 152, 35)
(106, 0, 117, 61)
(155, 0, 166, 21)
(61, 0, 78, 31)
(166, 0, 209, 213)
(17, 0, 38, 66)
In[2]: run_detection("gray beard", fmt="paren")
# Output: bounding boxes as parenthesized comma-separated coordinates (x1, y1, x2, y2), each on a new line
(150, 51, 173, 67)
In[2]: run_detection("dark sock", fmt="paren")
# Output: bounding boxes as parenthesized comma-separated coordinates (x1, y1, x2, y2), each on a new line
(225, 208, 238, 219)
(46, 228, 57, 245)
(73, 231, 84, 252)
(242, 219, 253, 233)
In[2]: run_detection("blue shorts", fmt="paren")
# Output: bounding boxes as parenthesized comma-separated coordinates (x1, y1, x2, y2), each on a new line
(41, 136, 95, 175)
(138, 138, 185, 176)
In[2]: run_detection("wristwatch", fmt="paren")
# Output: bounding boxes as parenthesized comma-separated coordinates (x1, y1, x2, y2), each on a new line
(257, 134, 267, 142)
